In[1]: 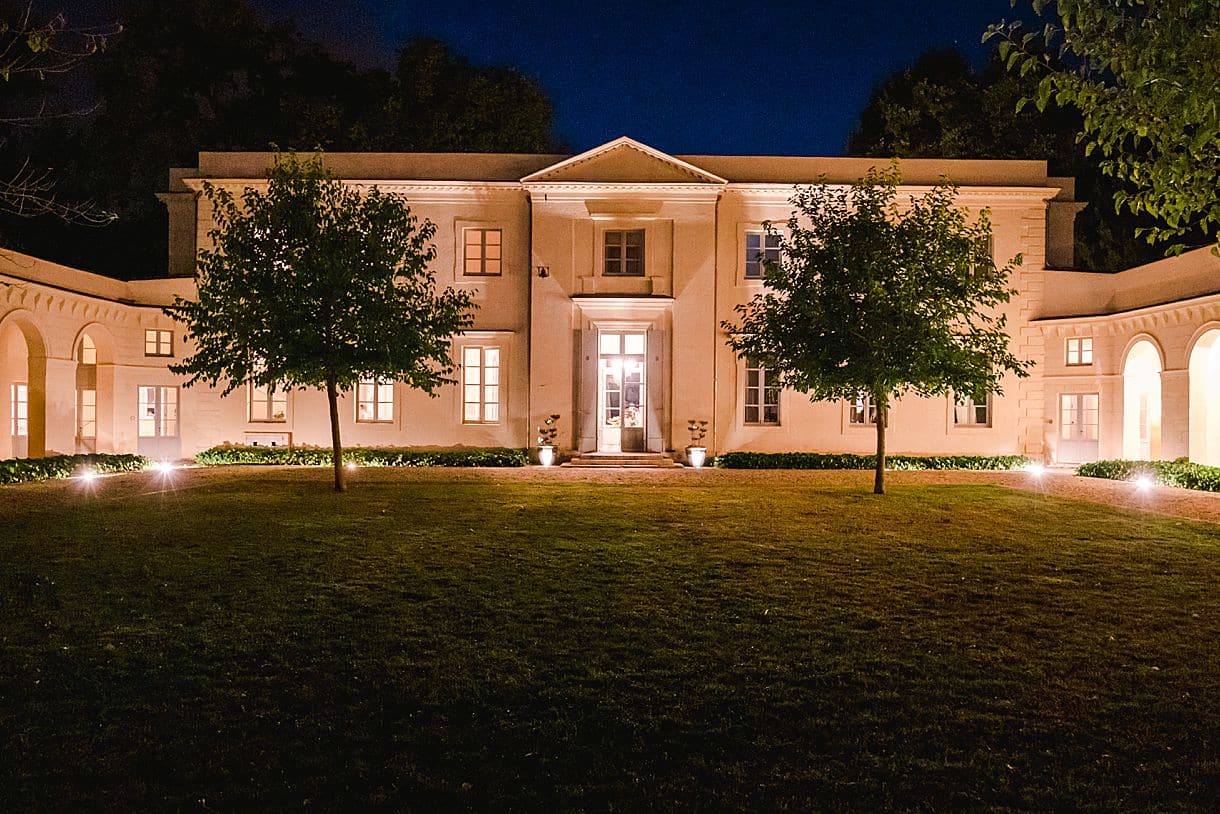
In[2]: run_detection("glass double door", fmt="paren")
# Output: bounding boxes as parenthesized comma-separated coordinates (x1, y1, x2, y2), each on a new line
(597, 331, 646, 453)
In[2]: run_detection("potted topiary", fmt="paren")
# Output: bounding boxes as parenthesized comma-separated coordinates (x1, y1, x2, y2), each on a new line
(686, 419, 709, 468)
(537, 414, 560, 467)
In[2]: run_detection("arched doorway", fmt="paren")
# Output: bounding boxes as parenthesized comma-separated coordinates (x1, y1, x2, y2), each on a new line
(1188, 328, 1220, 465)
(0, 312, 47, 459)
(75, 333, 98, 453)
(1123, 339, 1162, 461)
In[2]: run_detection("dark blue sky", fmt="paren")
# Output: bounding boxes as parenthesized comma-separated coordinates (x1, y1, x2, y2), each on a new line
(76, 0, 1025, 155)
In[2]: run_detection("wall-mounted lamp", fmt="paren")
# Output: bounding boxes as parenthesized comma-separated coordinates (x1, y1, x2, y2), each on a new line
(537, 266, 550, 278)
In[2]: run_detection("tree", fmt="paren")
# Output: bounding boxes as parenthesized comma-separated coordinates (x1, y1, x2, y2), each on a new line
(987, 0, 1220, 253)
(847, 46, 1160, 272)
(166, 152, 476, 492)
(0, 3, 119, 225)
(723, 167, 1031, 495)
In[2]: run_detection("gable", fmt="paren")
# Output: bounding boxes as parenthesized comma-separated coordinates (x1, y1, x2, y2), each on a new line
(521, 137, 727, 185)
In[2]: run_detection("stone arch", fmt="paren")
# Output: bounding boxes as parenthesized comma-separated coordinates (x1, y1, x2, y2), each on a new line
(0, 309, 48, 458)
(1188, 322, 1220, 466)
(1122, 336, 1163, 461)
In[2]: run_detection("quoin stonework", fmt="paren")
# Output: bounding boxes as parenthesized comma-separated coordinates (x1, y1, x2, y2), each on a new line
(2, 138, 1218, 464)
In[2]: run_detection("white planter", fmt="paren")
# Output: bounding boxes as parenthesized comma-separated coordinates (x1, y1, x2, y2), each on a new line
(538, 445, 556, 467)
(687, 446, 707, 468)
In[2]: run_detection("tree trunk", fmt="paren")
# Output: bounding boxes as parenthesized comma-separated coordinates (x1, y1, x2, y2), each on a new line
(326, 376, 345, 493)
(873, 396, 887, 496)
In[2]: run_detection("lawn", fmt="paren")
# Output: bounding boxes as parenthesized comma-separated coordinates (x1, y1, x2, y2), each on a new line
(1, 467, 1218, 811)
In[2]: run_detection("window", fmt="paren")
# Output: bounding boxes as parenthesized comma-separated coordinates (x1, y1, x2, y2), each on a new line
(138, 386, 178, 437)
(744, 362, 780, 424)
(356, 378, 394, 423)
(78, 389, 97, 440)
(249, 382, 287, 422)
(849, 395, 878, 426)
(1066, 337, 1093, 366)
(463, 228, 502, 276)
(77, 335, 97, 365)
(10, 383, 27, 437)
(463, 346, 500, 423)
(744, 231, 781, 279)
(1061, 393, 1099, 441)
(144, 329, 173, 357)
(953, 393, 992, 427)
(603, 229, 645, 276)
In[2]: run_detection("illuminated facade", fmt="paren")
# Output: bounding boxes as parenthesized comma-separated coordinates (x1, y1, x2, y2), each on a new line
(2, 138, 1218, 464)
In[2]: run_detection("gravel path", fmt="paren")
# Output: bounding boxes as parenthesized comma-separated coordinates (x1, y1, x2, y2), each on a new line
(4, 465, 1220, 526)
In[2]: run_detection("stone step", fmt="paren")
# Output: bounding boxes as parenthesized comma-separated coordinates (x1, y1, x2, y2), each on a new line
(562, 452, 683, 468)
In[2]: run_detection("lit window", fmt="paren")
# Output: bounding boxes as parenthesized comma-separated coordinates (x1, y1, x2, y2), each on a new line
(849, 395, 878, 425)
(953, 393, 992, 427)
(144, 329, 173, 357)
(744, 232, 781, 279)
(138, 386, 178, 437)
(604, 230, 645, 277)
(78, 389, 97, 440)
(249, 383, 288, 422)
(10, 383, 28, 437)
(77, 335, 97, 365)
(1066, 337, 1093, 366)
(744, 362, 779, 425)
(1061, 393, 1099, 441)
(463, 346, 501, 423)
(356, 378, 394, 423)
(463, 228, 502, 276)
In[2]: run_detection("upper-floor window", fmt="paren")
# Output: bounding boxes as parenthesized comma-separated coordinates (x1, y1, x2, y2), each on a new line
(953, 393, 992, 427)
(849, 395, 878, 426)
(744, 232, 782, 279)
(604, 229, 645, 277)
(249, 382, 288, 422)
(463, 346, 501, 423)
(463, 228, 502, 276)
(356, 377, 394, 423)
(145, 329, 173, 357)
(1066, 337, 1093, 366)
(744, 362, 780, 425)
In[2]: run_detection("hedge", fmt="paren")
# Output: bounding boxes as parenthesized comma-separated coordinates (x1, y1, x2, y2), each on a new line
(1077, 459, 1220, 493)
(713, 452, 1031, 471)
(195, 445, 528, 468)
(0, 453, 151, 485)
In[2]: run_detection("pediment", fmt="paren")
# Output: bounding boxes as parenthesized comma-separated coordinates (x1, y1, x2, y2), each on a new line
(521, 137, 726, 185)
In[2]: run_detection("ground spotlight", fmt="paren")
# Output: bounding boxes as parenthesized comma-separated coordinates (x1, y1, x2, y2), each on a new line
(153, 460, 177, 475)
(345, 461, 358, 471)
(1024, 462, 1046, 477)
(1134, 475, 1155, 491)
(77, 468, 97, 483)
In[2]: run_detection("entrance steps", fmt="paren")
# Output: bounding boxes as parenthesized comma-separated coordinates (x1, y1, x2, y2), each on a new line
(562, 452, 683, 469)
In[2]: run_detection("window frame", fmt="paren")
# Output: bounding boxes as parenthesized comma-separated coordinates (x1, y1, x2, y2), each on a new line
(77, 388, 97, 441)
(462, 227, 503, 277)
(1066, 336, 1094, 367)
(144, 329, 173, 357)
(602, 229, 646, 277)
(462, 345, 502, 424)
(248, 382, 288, 423)
(10, 382, 28, 437)
(848, 395, 878, 427)
(743, 230, 782, 280)
(1060, 392, 1100, 441)
(952, 392, 993, 428)
(138, 386, 179, 438)
(743, 361, 780, 425)
(355, 377, 394, 424)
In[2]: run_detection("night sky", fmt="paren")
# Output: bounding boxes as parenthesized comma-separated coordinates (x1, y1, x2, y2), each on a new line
(69, 0, 1024, 155)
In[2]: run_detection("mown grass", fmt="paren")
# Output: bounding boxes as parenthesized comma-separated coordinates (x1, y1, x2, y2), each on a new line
(1, 468, 1218, 811)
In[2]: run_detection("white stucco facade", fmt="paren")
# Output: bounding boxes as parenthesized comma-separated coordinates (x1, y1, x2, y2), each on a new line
(2, 137, 1217, 465)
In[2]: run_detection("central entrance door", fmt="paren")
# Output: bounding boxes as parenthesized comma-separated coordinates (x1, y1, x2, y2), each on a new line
(597, 330, 646, 452)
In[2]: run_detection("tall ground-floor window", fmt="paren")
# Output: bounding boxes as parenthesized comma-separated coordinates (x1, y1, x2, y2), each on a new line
(77, 389, 97, 445)
(356, 378, 394, 423)
(849, 395, 878, 425)
(138, 386, 179, 437)
(744, 362, 779, 425)
(1059, 392, 1099, 463)
(249, 382, 288, 422)
(463, 346, 500, 423)
(953, 393, 992, 427)
(10, 382, 27, 438)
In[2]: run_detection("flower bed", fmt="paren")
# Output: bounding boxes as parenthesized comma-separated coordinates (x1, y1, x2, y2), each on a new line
(713, 452, 1031, 471)
(195, 445, 528, 468)
(1076, 459, 1220, 493)
(0, 453, 151, 485)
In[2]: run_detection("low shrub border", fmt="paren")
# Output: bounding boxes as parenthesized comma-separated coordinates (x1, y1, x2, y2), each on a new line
(1077, 459, 1220, 493)
(713, 452, 1031, 471)
(0, 453, 151, 485)
(196, 445, 529, 468)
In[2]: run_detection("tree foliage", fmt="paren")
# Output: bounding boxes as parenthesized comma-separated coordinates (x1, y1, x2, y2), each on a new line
(986, 0, 1220, 253)
(167, 152, 476, 492)
(847, 46, 1160, 272)
(723, 168, 1030, 494)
